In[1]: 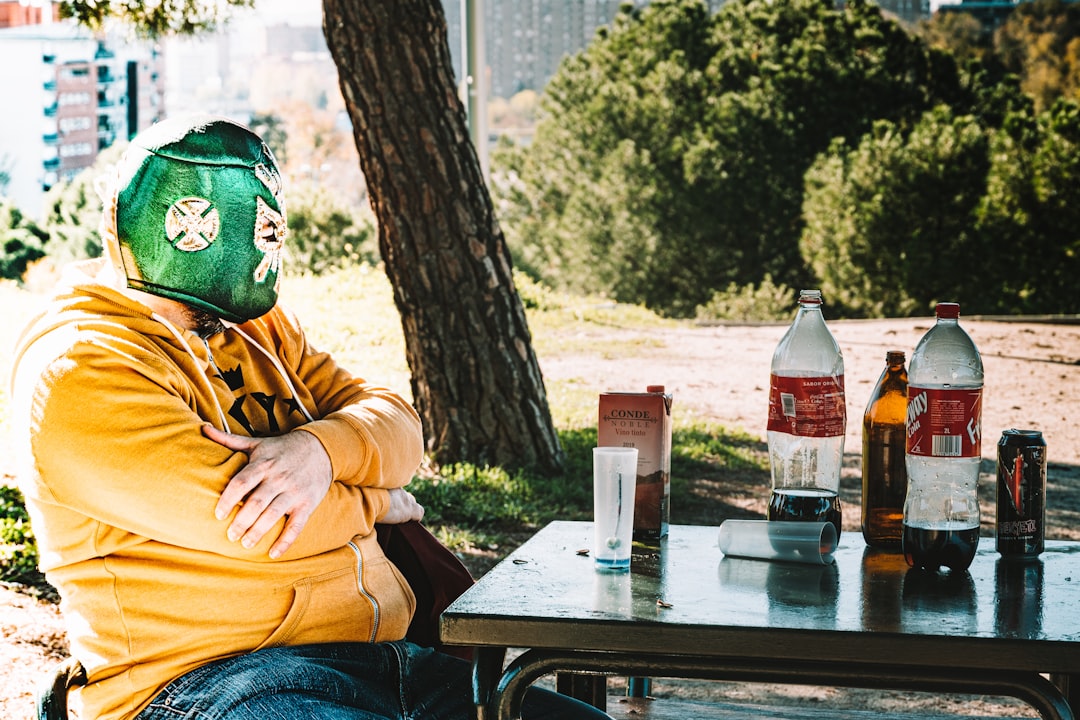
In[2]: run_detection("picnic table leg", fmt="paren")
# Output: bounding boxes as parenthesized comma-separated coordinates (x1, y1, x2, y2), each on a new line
(472, 647, 506, 720)
(556, 673, 606, 710)
(626, 676, 651, 697)
(1049, 674, 1077, 716)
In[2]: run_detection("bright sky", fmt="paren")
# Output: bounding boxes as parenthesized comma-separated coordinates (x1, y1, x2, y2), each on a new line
(254, 0, 322, 25)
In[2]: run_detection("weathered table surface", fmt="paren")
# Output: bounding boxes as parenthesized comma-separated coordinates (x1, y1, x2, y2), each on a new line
(440, 521, 1080, 720)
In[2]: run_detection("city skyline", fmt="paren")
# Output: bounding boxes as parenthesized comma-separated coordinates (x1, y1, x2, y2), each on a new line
(3, 0, 935, 218)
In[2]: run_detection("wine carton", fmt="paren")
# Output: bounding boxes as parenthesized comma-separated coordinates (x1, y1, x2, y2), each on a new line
(598, 386, 672, 540)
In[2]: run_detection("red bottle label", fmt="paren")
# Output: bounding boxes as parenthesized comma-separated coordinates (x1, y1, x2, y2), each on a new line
(905, 386, 982, 458)
(767, 374, 846, 437)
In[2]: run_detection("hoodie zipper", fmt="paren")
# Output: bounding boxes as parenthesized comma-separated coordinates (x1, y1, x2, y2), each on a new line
(348, 540, 381, 642)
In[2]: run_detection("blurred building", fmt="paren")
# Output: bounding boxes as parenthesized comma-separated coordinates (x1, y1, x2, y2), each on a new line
(875, 0, 932, 25)
(444, 0, 635, 98)
(444, 0, 916, 101)
(0, 1, 164, 218)
(163, 17, 333, 119)
(0, 0, 54, 27)
(935, 0, 1018, 35)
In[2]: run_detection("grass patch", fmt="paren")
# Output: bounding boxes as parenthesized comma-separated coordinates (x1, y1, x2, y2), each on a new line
(514, 270, 680, 359)
(281, 266, 413, 400)
(0, 485, 38, 583)
(672, 425, 768, 477)
(408, 426, 598, 551)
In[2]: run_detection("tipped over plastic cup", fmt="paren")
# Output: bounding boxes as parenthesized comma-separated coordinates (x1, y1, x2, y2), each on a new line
(718, 519, 837, 565)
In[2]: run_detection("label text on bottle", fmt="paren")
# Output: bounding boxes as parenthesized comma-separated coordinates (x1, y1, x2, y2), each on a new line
(767, 374, 846, 437)
(905, 386, 982, 458)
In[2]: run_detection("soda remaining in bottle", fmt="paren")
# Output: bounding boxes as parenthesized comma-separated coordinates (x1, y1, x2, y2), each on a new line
(902, 525, 981, 571)
(862, 351, 908, 552)
(903, 302, 984, 572)
(766, 290, 846, 540)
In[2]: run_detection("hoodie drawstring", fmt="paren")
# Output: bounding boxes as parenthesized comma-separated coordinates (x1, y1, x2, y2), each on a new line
(228, 325, 315, 424)
(151, 312, 317, 431)
(150, 311, 231, 431)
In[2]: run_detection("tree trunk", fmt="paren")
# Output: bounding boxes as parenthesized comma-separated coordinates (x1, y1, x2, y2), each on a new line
(322, 0, 565, 474)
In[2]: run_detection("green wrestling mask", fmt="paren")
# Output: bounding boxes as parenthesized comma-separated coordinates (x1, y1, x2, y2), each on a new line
(110, 115, 287, 323)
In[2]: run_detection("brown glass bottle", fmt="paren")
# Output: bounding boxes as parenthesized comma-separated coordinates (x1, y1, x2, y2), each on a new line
(861, 351, 908, 551)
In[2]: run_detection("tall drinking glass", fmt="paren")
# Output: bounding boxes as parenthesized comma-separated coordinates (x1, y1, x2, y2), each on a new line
(593, 447, 638, 571)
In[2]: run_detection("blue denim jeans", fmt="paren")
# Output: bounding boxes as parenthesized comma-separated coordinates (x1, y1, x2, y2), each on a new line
(135, 641, 611, 719)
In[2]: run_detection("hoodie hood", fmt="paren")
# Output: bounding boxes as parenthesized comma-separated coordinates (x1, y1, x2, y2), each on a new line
(11, 259, 233, 429)
(15, 260, 191, 361)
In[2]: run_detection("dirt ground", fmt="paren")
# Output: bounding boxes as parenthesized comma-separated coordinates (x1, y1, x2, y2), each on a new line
(542, 315, 1080, 536)
(2, 316, 1077, 718)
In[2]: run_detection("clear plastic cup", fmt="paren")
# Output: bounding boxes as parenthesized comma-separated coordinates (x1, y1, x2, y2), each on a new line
(718, 519, 837, 565)
(593, 447, 638, 571)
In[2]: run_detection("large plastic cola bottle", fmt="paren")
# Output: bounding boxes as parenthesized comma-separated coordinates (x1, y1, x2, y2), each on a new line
(766, 289, 846, 540)
(903, 302, 984, 572)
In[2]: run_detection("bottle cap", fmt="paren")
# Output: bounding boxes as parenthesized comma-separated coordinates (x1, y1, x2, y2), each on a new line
(798, 289, 822, 305)
(886, 350, 905, 363)
(935, 302, 960, 319)
(646, 385, 665, 393)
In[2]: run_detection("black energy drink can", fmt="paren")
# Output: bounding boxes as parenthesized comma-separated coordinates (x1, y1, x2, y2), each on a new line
(996, 429, 1047, 557)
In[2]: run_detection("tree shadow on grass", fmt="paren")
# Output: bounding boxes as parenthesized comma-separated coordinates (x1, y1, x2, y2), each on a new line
(670, 426, 772, 526)
(421, 425, 774, 574)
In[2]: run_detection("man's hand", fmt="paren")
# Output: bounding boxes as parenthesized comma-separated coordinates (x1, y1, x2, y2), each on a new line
(381, 487, 425, 524)
(204, 424, 332, 559)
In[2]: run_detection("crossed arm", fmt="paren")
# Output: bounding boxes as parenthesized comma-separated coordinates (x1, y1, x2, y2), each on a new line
(204, 424, 424, 559)
(22, 319, 426, 565)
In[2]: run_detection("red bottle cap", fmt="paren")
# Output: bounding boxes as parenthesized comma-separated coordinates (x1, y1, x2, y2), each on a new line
(935, 302, 960, 319)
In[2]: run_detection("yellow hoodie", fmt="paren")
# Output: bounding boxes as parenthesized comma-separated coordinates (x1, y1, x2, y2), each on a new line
(10, 260, 424, 720)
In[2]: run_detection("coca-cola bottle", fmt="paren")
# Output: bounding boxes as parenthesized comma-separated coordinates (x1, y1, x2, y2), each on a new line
(862, 351, 908, 551)
(766, 289, 846, 540)
(903, 302, 984, 572)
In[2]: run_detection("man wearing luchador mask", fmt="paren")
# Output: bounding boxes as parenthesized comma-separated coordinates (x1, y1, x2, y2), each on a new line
(11, 116, 608, 720)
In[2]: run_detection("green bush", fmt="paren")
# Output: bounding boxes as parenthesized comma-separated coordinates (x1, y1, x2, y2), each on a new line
(800, 97, 1080, 317)
(0, 484, 38, 583)
(285, 182, 378, 275)
(512, 270, 566, 311)
(0, 200, 48, 282)
(972, 98, 1080, 314)
(695, 276, 796, 322)
(40, 144, 125, 266)
(801, 107, 991, 317)
(494, 0, 975, 318)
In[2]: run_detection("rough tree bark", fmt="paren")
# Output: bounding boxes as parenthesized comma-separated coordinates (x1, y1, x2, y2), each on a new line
(322, 0, 565, 473)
